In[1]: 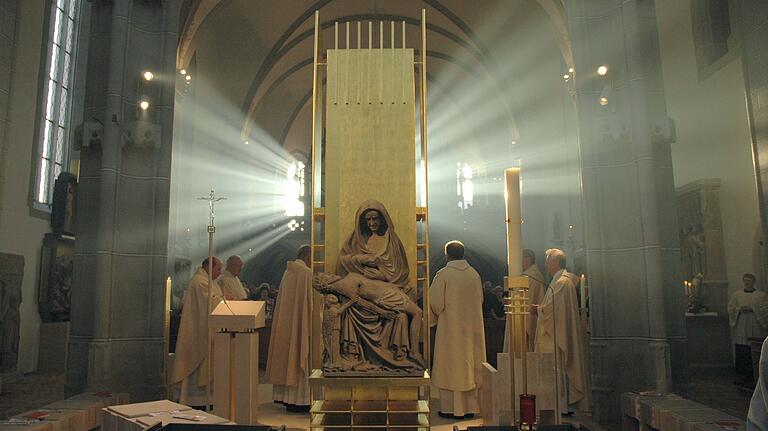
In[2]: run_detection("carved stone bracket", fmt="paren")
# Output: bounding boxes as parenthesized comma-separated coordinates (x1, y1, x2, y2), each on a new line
(73, 121, 104, 151)
(121, 121, 161, 150)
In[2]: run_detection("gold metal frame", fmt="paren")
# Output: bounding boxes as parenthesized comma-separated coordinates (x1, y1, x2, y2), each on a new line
(308, 9, 432, 430)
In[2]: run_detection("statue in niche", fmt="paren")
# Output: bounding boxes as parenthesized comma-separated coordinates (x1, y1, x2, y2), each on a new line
(315, 200, 424, 375)
(337, 200, 414, 298)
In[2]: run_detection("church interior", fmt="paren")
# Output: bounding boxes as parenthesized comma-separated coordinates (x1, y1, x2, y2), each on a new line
(2, 0, 768, 430)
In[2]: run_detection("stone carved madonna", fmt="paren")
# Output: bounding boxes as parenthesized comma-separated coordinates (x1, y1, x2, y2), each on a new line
(314, 200, 424, 375)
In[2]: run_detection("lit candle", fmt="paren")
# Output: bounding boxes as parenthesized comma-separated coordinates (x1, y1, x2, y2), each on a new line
(580, 274, 586, 309)
(504, 167, 522, 277)
(165, 276, 172, 312)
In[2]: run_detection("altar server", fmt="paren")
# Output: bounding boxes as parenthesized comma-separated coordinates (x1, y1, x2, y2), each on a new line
(171, 257, 224, 407)
(265, 245, 313, 411)
(729, 273, 768, 384)
(430, 240, 486, 418)
(533, 248, 588, 413)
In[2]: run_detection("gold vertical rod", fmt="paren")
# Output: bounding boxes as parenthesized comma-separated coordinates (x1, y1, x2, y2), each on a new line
(402, 21, 406, 48)
(379, 21, 383, 104)
(164, 277, 171, 399)
(521, 290, 528, 395)
(419, 7, 431, 374)
(357, 21, 361, 105)
(334, 21, 338, 50)
(509, 288, 517, 425)
(310, 10, 320, 373)
(346, 21, 350, 48)
(368, 21, 372, 48)
(553, 289, 562, 424)
(390, 21, 395, 48)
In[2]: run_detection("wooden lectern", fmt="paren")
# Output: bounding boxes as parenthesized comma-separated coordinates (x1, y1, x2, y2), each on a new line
(210, 300, 265, 425)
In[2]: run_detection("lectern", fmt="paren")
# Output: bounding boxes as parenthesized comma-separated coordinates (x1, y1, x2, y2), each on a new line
(210, 300, 265, 425)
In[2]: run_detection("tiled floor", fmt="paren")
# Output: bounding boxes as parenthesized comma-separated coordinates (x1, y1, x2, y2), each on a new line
(0, 368, 753, 428)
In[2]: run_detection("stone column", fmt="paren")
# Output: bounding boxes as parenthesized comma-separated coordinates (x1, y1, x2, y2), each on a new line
(734, 2, 768, 278)
(565, 0, 688, 422)
(66, 0, 181, 401)
(0, 0, 19, 224)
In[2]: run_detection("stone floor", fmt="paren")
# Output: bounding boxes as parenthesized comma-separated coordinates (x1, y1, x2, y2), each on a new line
(0, 368, 753, 428)
(684, 367, 752, 420)
(0, 372, 66, 419)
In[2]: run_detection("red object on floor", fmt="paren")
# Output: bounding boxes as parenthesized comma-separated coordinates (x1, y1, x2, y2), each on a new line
(520, 394, 536, 425)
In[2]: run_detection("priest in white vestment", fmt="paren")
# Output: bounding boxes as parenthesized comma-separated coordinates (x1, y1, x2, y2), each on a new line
(265, 245, 312, 411)
(748, 336, 768, 430)
(430, 240, 486, 418)
(522, 249, 546, 351)
(533, 248, 588, 413)
(217, 255, 247, 300)
(729, 273, 768, 383)
(171, 257, 224, 407)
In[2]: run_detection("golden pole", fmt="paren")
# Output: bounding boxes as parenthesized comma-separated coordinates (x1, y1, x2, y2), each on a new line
(419, 8, 431, 373)
(309, 10, 320, 373)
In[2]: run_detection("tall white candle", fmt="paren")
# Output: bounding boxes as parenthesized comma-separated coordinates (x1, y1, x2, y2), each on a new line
(504, 167, 523, 277)
(580, 274, 586, 309)
(165, 276, 172, 312)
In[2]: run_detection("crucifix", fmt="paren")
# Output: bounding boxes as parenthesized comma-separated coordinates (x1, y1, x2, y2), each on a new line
(197, 189, 226, 411)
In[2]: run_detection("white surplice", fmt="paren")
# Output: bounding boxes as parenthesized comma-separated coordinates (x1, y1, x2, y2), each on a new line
(729, 289, 768, 345)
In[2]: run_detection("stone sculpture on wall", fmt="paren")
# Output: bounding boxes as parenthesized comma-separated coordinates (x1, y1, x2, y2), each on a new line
(0, 253, 24, 372)
(314, 200, 424, 375)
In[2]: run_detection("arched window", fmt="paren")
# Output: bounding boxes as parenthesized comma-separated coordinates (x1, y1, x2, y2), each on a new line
(457, 162, 473, 210)
(283, 160, 306, 217)
(35, 0, 82, 208)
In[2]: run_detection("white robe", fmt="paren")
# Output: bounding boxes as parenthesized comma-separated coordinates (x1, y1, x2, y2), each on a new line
(729, 290, 768, 345)
(217, 269, 247, 300)
(748, 336, 768, 430)
(170, 267, 224, 405)
(430, 259, 486, 415)
(264, 259, 312, 406)
(534, 269, 589, 411)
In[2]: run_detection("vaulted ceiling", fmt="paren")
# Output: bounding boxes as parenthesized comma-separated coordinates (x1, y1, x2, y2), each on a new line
(174, 0, 572, 154)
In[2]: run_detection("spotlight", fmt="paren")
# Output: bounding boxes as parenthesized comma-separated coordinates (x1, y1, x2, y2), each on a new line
(139, 99, 150, 110)
(563, 73, 570, 81)
(185, 75, 192, 82)
(180, 69, 187, 75)
(244, 140, 249, 145)
(597, 64, 608, 76)
(142, 71, 154, 81)
(599, 83, 611, 106)
(568, 67, 574, 73)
